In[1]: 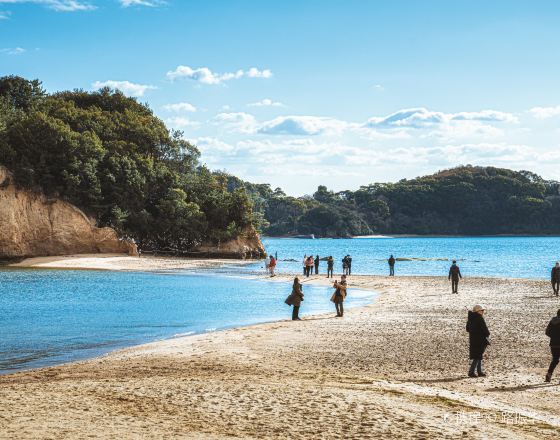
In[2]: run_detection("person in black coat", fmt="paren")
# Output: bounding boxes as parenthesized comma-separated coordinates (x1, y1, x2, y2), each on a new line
(449, 260, 462, 293)
(466, 304, 490, 377)
(388, 255, 395, 276)
(551, 262, 560, 296)
(545, 309, 560, 382)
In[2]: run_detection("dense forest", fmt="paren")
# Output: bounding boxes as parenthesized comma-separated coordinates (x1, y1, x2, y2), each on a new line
(232, 167, 560, 237)
(0, 76, 256, 252)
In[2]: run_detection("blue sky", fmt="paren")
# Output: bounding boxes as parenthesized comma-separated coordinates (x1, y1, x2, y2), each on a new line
(2, 0, 560, 195)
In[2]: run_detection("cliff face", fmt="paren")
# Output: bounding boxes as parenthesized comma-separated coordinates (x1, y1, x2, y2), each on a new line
(195, 226, 266, 259)
(0, 167, 137, 259)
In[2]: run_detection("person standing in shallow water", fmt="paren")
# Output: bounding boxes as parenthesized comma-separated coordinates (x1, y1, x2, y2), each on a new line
(331, 275, 347, 317)
(268, 255, 276, 277)
(314, 254, 320, 275)
(326, 256, 334, 278)
(448, 260, 462, 293)
(388, 255, 395, 276)
(347, 255, 352, 275)
(466, 305, 490, 378)
(545, 309, 560, 382)
(551, 262, 560, 296)
(285, 277, 304, 321)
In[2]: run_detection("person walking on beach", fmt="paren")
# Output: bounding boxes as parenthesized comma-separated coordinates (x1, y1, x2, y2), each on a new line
(327, 256, 334, 278)
(388, 255, 396, 276)
(268, 255, 276, 277)
(545, 309, 560, 382)
(551, 262, 560, 296)
(314, 254, 320, 275)
(331, 275, 348, 317)
(342, 256, 349, 275)
(466, 305, 490, 377)
(449, 260, 462, 293)
(285, 277, 304, 320)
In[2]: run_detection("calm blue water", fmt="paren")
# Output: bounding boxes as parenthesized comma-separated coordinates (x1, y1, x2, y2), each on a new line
(257, 236, 560, 279)
(0, 269, 374, 373)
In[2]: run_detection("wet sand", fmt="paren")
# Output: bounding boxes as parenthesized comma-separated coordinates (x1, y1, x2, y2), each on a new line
(1, 268, 560, 439)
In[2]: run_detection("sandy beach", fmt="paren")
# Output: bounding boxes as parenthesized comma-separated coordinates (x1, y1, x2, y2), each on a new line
(2, 256, 560, 439)
(8, 253, 256, 271)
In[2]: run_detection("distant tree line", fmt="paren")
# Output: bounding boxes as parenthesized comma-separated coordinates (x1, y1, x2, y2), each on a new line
(230, 166, 560, 237)
(0, 76, 256, 252)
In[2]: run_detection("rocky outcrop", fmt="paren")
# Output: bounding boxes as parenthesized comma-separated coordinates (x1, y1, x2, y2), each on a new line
(0, 166, 137, 259)
(195, 226, 266, 259)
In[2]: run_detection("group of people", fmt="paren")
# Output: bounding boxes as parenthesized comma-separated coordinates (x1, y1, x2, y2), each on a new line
(285, 275, 348, 320)
(466, 305, 560, 382)
(301, 255, 337, 278)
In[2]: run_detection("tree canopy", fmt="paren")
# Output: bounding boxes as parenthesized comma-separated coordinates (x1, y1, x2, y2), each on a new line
(0, 76, 256, 252)
(241, 166, 560, 237)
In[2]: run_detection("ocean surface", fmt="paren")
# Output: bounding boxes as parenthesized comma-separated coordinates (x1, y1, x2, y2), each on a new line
(0, 269, 374, 374)
(257, 236, 560, 279)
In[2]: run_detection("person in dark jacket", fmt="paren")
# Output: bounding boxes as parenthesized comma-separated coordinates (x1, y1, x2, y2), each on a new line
(347, 255, 352, 275)
(551, 262, 560, 296)
(388, 255, 395, 276)
(466, 304, 490, 377)
(342, 256, 349, 275)
(326, 256, 334, 278)
(331, 275, 347, 317)
(449, 260, 462, 293)
(285, 277, 304, 320)
(314, 254, 320, 275)
(545, 309, 560, 382)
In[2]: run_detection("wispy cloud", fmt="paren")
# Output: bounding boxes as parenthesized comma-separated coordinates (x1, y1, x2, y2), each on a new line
(165, 116, 200, 129)
(166, 65, 272, 85)
(0, 0, 95, 12)
(529, 106, 560, 119)
(257, 116, 349, 136)
(119, 0, 166, 7)
(212, 112, 257, 134)
(365, 108, 518, 129)
(0, 46, 25, 54)
(162, 102, 196, 113)
(0, 9, 10, 18)
(248, 98, 284, 108)
(92, 80, 156, 97)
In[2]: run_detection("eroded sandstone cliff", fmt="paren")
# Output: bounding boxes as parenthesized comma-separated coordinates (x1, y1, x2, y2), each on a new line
(0, 166, 137, 259)
(195, 226, 266, 259)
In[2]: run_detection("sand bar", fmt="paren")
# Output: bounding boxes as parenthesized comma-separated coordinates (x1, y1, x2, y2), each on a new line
(1, 256, 560, 438)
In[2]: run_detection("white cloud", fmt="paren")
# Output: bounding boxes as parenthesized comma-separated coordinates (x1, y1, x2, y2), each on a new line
(166, 65, 272, 85)
(246, 67, 272, 78)
(0, 0, 95, 11)
(0, 47, 25, 54)
(0, 10, 11, 18)
(365, 107, 518, 129)
(92, 80, 156, 97)
(212, 112, 257, 134)
(194, 137, 235, 153)
(248, 98, 284, 108)
(165, 116, 200, 129)
(119, 0, 166, 7)
(529, 106, 560, 119)
(162, 102, 196, 113)
(344, 143, 537, 168)
(372, 84, 384, 91)
(257, 115, 350, 136)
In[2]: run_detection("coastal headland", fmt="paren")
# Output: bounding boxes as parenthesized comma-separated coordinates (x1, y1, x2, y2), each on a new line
(1, 255, 560, 439)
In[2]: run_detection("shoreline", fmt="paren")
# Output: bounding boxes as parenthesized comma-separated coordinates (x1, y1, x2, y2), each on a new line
(3, 258, 560, 438)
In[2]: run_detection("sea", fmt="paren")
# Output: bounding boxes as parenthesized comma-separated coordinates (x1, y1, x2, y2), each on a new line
(1, 235, 558, 374)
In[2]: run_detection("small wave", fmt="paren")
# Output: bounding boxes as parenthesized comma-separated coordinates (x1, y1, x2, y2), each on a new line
(172, 331, 195, 338)
(205, 328, 217, 332)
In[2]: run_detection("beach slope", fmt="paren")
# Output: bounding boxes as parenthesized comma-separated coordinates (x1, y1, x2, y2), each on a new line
(1, 275, 559, 439)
